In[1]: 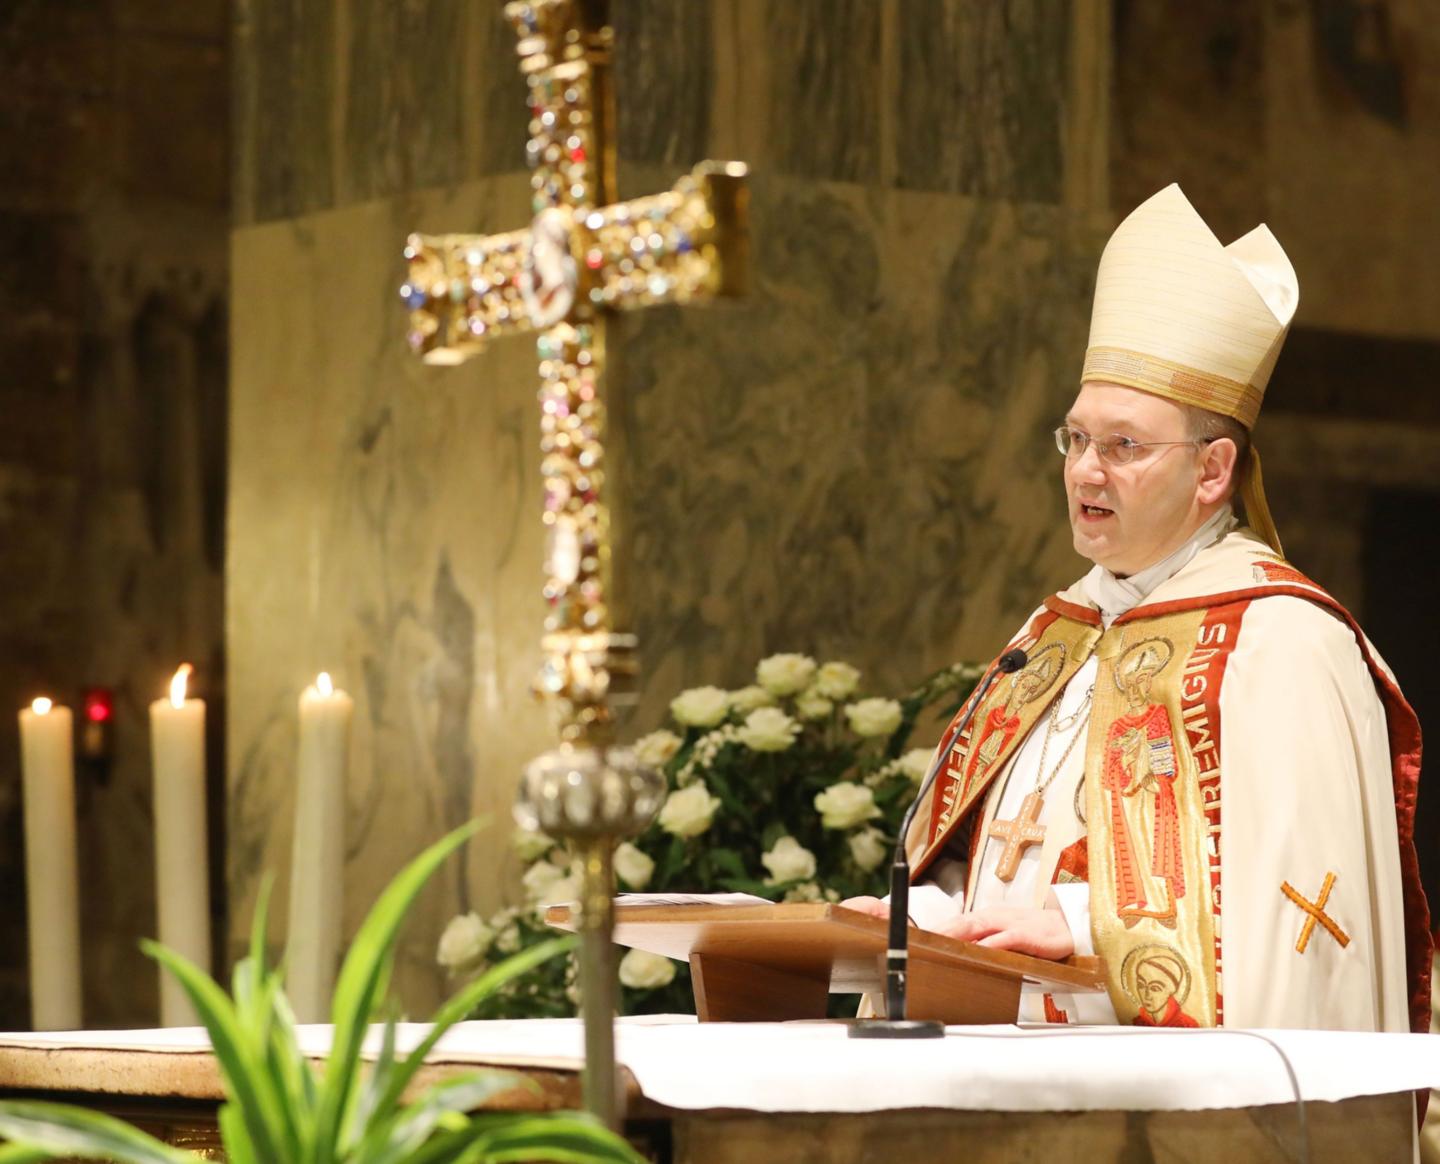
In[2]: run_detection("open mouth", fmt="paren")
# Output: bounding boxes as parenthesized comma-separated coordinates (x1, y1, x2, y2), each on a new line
(1078, 503, 1113, 519)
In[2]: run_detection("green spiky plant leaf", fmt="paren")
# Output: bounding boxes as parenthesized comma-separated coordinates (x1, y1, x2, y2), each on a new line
(0, 820, 643, 1164)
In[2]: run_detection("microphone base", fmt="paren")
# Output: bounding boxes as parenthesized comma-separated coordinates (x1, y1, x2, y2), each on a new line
(847, 1019, 946, 1039)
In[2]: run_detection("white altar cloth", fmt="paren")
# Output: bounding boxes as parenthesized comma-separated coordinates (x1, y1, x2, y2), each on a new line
(3, 1017, 1437, 1115)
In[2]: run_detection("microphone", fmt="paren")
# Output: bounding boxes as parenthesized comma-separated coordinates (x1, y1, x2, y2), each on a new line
(849, 646, 1029, 1039)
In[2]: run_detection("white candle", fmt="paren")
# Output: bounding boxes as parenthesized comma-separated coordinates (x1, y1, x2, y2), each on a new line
(17, 697, 82, 1030)
(286, 671, 353, 1021)
(149, 664, 211, 1026)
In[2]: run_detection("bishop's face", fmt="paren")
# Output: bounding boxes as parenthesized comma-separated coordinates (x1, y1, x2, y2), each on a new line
(1063, 382, 1209, 577)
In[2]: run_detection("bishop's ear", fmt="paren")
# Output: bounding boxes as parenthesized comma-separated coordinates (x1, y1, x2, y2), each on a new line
(1196, 437, 1240, 505)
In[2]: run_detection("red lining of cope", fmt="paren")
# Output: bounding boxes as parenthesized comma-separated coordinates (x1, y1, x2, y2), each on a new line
(1044, 594, 1102, 626)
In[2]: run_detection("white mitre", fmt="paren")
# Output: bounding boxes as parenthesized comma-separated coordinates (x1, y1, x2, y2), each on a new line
(1080, 184, 1298, 552)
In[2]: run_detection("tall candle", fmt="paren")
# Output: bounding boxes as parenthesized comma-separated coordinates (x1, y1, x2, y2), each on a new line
(149, 664, 211, 1026)
(17, 697, 82, 1030)
(286, 671, 353, 1021)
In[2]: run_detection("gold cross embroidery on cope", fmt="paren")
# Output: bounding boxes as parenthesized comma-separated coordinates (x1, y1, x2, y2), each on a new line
(1281, 871, 1351, 954)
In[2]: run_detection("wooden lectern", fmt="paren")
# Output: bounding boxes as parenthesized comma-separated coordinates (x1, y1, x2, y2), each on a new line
(545, 901, 1106, 1025)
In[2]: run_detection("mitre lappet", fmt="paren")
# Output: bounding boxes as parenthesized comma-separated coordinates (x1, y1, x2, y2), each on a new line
(1081, 183, 1298, 555)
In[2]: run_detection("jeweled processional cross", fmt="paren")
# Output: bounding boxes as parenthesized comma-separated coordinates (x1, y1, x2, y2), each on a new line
(400, 0, 748, 1130)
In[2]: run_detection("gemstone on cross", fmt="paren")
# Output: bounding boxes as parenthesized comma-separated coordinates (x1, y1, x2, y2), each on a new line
(987, 790, 1047, 882)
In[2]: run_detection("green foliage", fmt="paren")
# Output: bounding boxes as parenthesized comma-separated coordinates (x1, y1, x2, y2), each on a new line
(441, 657, 982, 1018)
(0, 821, 643, 1164)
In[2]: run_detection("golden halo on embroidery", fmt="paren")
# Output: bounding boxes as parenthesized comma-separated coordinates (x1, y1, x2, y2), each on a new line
(1120, 943, 1192, 1010)
(1112, 637, 1175, 695)
(1005, 642, 1067, 708)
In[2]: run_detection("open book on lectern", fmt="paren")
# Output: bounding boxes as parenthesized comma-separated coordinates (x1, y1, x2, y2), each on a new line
(610, 885, 966, 929)
(543, 892, 1104, 1025)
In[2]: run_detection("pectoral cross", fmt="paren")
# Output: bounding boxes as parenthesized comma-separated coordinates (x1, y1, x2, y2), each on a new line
(399, 1, 749, 1131)
(401, 0, 748, 746)
(987, 790, 1047, 882)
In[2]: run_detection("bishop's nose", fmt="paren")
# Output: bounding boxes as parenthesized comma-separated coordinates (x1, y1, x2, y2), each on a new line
(1067, 441, 1109, 484)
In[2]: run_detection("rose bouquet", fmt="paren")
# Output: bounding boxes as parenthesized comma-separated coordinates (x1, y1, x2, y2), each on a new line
(439, 654, 981, 1017)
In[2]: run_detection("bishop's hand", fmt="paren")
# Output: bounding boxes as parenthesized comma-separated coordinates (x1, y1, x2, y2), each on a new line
(932, 906, 1075, 960)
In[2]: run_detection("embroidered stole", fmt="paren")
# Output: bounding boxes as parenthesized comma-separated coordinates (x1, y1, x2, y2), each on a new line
(1084, 602, 1245, 1026)
(909, 600, 1248, 1027)
(908, 611, 1101, 872)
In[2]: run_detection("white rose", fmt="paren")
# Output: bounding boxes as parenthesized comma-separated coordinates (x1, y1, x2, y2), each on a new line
(848, 826, 889, 872)
(633, 729, 682, 769)
(898, 747, 932, 783)
(513, 826, 555, 862)
(521, 859, 565, 901)
(657, 781, 722, 838)
(727, 685, 776, 714)
(814, 781, 882, 830)
(670, 686, 729, 728)
(755, 653, 817, 697)
(783, 881, 825, 903)
(814, 661, 861, 700)
(538, 869, 582, 909)
(436, 912, 494, 971)
(738, 706, 800, 752)
(845, 697, 903, 738)
(761, 835, 818, 885)
(614, 841, 655, 889)
(618, 948, 677, 990)
(494, 920, 521, 955)
(794, 691, 833, 720)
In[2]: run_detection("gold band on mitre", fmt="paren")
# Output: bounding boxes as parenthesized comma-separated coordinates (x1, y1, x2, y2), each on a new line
(1081, 347, 1265, 429)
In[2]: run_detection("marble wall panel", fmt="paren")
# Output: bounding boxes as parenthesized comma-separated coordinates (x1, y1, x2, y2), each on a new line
(225, 0, 1109, 1012)
(234, 0, 562, 225)
(1261, 0, 1440, 340)
(234, 0, 336, 224)
(753, 0, 884, 185)
(1108, 0, 1264, 244)
(895, 0, 1069, 202)
(228, 0, 1440, 1017)
(613, 1, 713, 168)
(229, 176, 556, 1002)
(229, 163, 1105, 1012)
(1110, 0, 1440, 339)
(614, 170, 1103, 739)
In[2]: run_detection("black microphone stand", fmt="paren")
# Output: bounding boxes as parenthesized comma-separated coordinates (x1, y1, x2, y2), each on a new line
(849, 647, 1029, 1039)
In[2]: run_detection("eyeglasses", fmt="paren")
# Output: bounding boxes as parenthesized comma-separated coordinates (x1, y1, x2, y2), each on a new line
(1053, 426, 1212, 466)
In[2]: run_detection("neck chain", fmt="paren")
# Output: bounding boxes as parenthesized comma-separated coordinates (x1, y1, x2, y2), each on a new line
(1033, 683, 1094, 796)
(983, 683, 1095, 883)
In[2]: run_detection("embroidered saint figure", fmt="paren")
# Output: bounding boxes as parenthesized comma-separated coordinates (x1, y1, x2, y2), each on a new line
(1103, 639, 1184, 925)
(963, 645, 1064, 786)
(1122, 946, 1199, 1028)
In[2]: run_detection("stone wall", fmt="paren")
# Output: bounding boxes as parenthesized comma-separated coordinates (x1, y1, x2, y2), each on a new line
(227, 0, 1110, 1007)
(6, 0, 1436, 1032)
(0, 0, 1424, 1024)
(228, 0, 1440, 1012)
(0, 0, 229, 1026)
